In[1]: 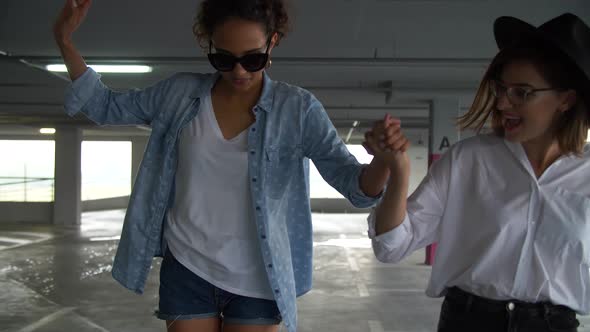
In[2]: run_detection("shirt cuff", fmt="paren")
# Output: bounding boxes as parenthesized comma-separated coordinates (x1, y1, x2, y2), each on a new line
(64, 67, 101, 116)
(367, 208, 411, 250)
(349, 164, 384, 208)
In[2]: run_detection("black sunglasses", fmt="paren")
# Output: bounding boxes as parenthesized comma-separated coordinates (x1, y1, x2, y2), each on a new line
(208, 37, 272, 72)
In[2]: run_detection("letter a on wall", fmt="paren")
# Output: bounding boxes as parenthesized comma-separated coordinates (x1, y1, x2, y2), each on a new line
(439, 136, 450, 151)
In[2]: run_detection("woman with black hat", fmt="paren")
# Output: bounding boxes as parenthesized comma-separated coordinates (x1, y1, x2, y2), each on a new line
(364, 13, 590, 332)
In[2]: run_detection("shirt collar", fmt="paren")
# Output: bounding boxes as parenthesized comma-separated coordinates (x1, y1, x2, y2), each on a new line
(502, 137, 580, 180)
(503, 138, 537, 179)
(190, 71, 274, 113)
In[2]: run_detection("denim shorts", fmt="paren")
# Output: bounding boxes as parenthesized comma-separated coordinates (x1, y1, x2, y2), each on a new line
(156, 249, 282, 326)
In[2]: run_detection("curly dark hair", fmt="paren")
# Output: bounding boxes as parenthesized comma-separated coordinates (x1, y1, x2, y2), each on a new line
(193, 0, 290, 49)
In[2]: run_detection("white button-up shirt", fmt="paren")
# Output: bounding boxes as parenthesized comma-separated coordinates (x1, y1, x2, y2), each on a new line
(369, 134, 590, 313)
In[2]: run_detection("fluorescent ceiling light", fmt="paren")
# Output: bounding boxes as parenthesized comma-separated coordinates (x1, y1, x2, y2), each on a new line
(46, 64, 152, 73)
(40, 128, 56, 135)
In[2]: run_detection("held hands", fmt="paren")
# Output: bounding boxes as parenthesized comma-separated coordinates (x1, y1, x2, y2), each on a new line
(363, 114, 410, 175)
(54, 0, 93, 45)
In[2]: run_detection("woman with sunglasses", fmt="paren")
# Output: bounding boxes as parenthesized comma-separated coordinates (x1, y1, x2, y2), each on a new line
(54, 0, 388, 331)
(364, 13, 590, 332)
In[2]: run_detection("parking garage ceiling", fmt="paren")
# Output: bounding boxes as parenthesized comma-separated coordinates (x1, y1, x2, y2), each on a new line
(0, 0, 588, 142)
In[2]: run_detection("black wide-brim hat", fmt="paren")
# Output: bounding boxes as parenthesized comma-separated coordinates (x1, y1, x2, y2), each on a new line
(494, 13, 590, 87)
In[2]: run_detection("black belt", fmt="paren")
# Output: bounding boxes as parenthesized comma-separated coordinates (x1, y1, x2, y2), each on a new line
(446, 287, 575, 317)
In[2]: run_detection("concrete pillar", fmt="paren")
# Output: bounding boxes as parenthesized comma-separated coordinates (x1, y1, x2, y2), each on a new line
(425, 99, 460, 265)
(53, 127, 82, 226)
(131, 136, 148, 188)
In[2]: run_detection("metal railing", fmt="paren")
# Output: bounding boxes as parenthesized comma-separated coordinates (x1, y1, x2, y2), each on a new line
(0, 177, 54, 202)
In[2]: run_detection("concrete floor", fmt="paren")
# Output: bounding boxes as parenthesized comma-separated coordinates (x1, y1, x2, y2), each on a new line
(1, 211, 589, 332)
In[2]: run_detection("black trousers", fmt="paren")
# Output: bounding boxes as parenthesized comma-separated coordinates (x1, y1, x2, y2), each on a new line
(437, 287, 580, 332)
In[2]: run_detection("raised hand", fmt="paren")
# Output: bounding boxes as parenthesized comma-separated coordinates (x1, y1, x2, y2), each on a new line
(363, 114, 410, 173)
(54, 0, 93, 44)
(379, 114, 410, 153)
(53, 0, 93, 81)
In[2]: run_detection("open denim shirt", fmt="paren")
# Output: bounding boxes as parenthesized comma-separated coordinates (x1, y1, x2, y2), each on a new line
(64, 68, 380, 331)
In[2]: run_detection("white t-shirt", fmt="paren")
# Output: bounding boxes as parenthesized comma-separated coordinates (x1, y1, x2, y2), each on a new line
(164, 94, 273, 299)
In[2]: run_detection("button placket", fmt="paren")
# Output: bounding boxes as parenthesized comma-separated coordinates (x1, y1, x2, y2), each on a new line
(248, 108, 279, 313)
(507, 302, 515, 311)
(506, 302, 516, 331)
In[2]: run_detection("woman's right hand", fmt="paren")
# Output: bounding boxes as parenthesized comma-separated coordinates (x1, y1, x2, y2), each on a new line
(366, 115, 412, 236)
(363, 114, 411, 175)
(54, 0, 93, 45)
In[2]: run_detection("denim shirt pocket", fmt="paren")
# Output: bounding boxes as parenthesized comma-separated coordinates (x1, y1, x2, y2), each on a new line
(264, 145, 303, 199)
